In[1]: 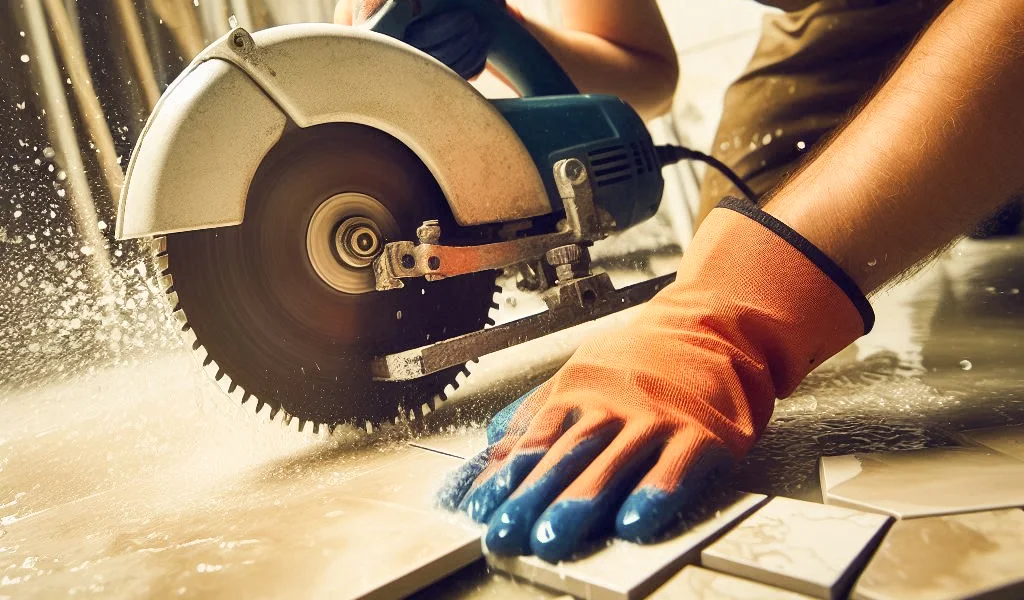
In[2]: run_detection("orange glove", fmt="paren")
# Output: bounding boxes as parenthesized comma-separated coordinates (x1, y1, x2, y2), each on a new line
(438, 197, 873, 562)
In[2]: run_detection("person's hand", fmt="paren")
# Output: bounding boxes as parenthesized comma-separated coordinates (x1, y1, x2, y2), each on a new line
(438, 197, 874, 562)
(334, 0, 513, 80)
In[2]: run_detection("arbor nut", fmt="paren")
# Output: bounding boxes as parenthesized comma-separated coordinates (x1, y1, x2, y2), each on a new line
(545, 244, 585, 267)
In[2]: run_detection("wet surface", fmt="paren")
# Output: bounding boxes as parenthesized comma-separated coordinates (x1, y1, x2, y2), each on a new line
(1, 238, 1020, 599)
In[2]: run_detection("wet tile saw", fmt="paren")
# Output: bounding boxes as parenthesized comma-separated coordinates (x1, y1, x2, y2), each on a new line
(116, 0, 745, 433)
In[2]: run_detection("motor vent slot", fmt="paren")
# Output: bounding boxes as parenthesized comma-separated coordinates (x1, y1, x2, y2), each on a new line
(588, 145, 633, 187)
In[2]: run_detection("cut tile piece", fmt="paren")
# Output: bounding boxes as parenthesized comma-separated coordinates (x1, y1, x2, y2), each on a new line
(410, 428, 489, 460)
(955, 425, 1024, 461)
(487, 491, 767, 600)
(820, 447, 1024, 518)
(851, 509, 1024, 600)
(701, 496, 890, 599)
(649, 566, 815, 600)
(314, 500, 482, 600)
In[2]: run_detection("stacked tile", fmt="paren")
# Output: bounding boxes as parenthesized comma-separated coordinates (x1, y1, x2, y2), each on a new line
(852, 509, 1024, 600)
(820, 446, 1024, 518)
(649, 566, 815, 599)
(700, 496, 890, 599)
(486, 491, 767, 600)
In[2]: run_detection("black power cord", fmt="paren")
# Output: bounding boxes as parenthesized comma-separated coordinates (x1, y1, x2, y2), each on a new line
(655, 144, 759, 204)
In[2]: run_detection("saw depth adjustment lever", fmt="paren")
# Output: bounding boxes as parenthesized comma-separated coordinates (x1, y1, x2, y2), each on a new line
(371, 158, 675, 382)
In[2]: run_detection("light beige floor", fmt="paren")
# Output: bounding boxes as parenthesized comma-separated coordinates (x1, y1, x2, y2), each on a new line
(4, 2, 1024, 599)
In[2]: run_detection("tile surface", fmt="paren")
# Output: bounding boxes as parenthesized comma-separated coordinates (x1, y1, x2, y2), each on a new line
(956, 425, 1024, 461)
(701, 497, 890, 599)
(852, 509, 1024, 600)
(820, 447, 1024, 518)
(487, 492, 767, 600)
(649, 566, 815, 600)
(410, 428, 489, 460)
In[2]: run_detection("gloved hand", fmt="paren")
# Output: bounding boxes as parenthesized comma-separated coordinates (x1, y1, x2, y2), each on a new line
(335, 0, 514, 80)
(438, 197, 874, 563)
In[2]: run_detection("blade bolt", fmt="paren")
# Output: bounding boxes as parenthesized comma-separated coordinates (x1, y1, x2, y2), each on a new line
(562, 158, 588, 185)
(417, 220, 441, 244)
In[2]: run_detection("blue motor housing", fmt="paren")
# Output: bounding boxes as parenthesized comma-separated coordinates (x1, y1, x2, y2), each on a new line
(492, 95, 664, 231)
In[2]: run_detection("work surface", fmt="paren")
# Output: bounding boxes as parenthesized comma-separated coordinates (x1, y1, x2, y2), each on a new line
(2, 238, 1023, 599)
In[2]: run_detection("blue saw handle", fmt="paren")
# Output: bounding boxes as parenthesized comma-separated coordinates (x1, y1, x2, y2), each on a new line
(366, 0, 579, 97)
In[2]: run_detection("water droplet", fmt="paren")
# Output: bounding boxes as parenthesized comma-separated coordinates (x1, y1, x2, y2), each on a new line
(867, 258, 878, 267)
(97, 221, 107, 231)
(761, 133, 773, 145)
(13, 210, 22, 218)
(985, 286, 997, 293)
(20, 54, 30, 63)
(797, 141, 807, 150)
(42, 146, 55, 158)
(395, 310, 402, 320)
(959, 359, 972, 371)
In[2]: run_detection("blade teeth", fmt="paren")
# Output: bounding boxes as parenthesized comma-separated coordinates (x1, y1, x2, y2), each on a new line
(241, 391, 253, 405)
(180, 326, 197, 346)
(158, 273, 174, 292)
(328, 423, 338, 435)
(151, 237, 167, 255)
(420, 402, 432, 416)
(269, 405, 281, 420)
(255, 398, 267, 414)
(155, 254, 170, 275)
(489, 301, 500, 310)
(164, 290, 180, 311)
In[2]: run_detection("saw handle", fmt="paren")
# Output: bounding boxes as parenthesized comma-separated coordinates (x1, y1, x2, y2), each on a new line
(366, 0, 579, 97)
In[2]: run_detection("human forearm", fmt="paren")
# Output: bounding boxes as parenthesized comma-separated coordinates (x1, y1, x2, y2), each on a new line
(764, 0, 1024, 293)
(516, 11, 679, 119)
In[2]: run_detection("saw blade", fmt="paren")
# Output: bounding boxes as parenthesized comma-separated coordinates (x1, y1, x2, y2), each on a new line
(157, 122, 500, 432)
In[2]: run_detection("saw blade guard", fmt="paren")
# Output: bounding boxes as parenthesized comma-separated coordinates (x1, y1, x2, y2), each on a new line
(115, 23, 552, 240)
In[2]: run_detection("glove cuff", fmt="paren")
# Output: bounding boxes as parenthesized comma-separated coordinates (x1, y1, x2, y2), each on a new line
(716, 196, 874, 334)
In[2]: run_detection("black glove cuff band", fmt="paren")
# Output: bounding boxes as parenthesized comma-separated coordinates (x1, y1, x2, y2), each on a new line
(717, 196, 875, 334)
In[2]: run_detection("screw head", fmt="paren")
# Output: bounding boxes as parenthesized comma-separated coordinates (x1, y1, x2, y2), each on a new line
(563, 159, 587, 185)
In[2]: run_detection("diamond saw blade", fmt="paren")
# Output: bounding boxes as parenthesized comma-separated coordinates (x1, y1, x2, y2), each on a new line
(158, 122, 499, 431)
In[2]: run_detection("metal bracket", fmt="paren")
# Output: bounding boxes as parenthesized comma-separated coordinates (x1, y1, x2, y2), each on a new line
(372, 157, 613, 291)
(371, 272, 675, 381)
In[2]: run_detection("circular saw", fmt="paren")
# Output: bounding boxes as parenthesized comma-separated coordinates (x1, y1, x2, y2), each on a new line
(116, 0, 679, 433)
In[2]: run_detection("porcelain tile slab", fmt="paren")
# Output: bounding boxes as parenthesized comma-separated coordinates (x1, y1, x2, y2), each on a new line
(486, 491, 767, 600)
(701, 497, 890, 599)
(851, 509, 1024, 600)
(649, 566, 815, 600)
(820, 447, 1024, 518)
(955, 425, 1024, 461)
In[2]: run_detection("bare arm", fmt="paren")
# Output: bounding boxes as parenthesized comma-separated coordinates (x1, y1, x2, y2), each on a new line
(764, 0, 1024, 293)
(515, 1, 678, 119)
(334, 1, 679, 120)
